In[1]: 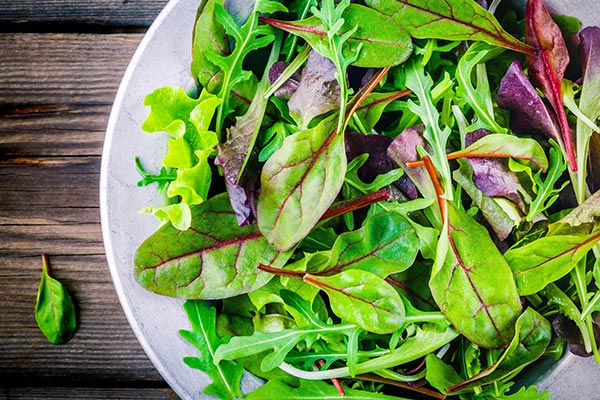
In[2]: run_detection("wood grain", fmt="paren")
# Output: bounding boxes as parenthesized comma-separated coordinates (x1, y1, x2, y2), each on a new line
(0, 33, 175, 389)
(0, 1, 170, 28)
(1, 386, 178, 399)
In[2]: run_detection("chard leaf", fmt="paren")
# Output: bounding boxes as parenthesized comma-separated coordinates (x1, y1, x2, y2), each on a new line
(455, 42, 505, 133)
(179, 300, 243, 400)
(134, 193, 291, 299)
(245, 379, 411, 399)
(430, 202, 522, 348)
(262, 5, 412, 69)
(525, 0, 575, 170)
(327, 211, 419, 277)
(450, 132, 549, 171)
(365, 0, 532, 54)
(446, 308, 551, 393)
(497, 61, 560, 141)
(191, 0, 228, 91)
(354, 90, 410, 132)
(35, 254, 77, 344)
(506, 232, 600, 296)
(453, 159, 515, 241)
(304, 269, 405, 334)
(257, 118, 346, 251)
(287, 50, 340, 129)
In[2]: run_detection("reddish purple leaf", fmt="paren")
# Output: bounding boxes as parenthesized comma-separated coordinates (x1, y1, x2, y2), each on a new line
(525, 0, 576, 170)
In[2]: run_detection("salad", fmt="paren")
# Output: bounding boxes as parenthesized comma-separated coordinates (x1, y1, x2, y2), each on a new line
(132, 0, 600, 398)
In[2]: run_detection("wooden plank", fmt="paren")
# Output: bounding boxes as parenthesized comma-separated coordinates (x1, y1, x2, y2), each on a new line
(1, 386, 178, 400)
(0, 33, 143, 157)
(0, 1, 170, 28)
(0, 33, 169, 384)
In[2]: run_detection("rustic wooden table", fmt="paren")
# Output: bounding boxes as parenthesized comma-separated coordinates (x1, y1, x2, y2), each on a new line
(0, 1, 184, 398)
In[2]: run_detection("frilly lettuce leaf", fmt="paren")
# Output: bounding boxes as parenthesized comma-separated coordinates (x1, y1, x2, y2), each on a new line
(140, 87, 221, 230)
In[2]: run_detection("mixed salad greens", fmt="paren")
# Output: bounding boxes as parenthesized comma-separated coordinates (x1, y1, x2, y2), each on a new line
(133, 0, 600, 398)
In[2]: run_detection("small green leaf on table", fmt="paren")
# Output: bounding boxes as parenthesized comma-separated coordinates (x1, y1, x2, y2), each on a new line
(34, 254, 77, 344)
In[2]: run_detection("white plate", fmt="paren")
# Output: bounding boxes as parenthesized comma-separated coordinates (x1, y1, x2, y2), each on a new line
(100, 1, 600, 398)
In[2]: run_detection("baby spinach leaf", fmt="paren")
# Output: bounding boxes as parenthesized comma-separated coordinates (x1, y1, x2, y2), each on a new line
(261, 4, 412, 68)
(287, 50, 340, 129)
(506, 231, 600, 296)
(35, 254, 77, 344)
(134, 193, 291, 299)
(365, 0, 532, 54)
(447, 308, 551, 393)
(304, 269, 405, 334)
(525, 0, 576, 170)
(180, 300, 243, 400)
(245, 379, 412, 399)
(257, 117, 346, 251)
(497, 61, 560, 141)
(327, 211, 419, 277)
(430, 202, 522, 349)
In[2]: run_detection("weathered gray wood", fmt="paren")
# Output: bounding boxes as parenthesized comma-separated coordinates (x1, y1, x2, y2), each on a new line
(0, 1, 170, 28)
(0, 33, 173, 387)
(1, 386, 178, 399)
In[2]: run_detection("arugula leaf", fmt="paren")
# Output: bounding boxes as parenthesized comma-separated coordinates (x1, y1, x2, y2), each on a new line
(245, 379, 413, 399)
(134, 156, 175, 190)
(455, 42, 506, 133)
(180, 300, 244, 400)
(206, 1, 287, 136)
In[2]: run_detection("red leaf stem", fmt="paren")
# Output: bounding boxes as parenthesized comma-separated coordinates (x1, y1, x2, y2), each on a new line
(317, 359, 346, 396)
(421, 155, 446, 222)
(320, 189, 390, 221)
(257, 263, 305, 278)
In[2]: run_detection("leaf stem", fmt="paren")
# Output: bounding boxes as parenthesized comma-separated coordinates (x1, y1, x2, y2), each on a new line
(422, 155, 446, 222)
(42, 253, 51, 276)
(320, 189, 390, 221)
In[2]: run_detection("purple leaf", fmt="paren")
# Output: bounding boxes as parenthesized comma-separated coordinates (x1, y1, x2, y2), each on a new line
(387, 125, 434, 200)
(345, 131, 417, 199)
(497, 61, 560, 141)
(268, 61, 300, 100)
(287, 50, 340, 129)
(465, 129, 526, 212)
(525, 0, 576, 170)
